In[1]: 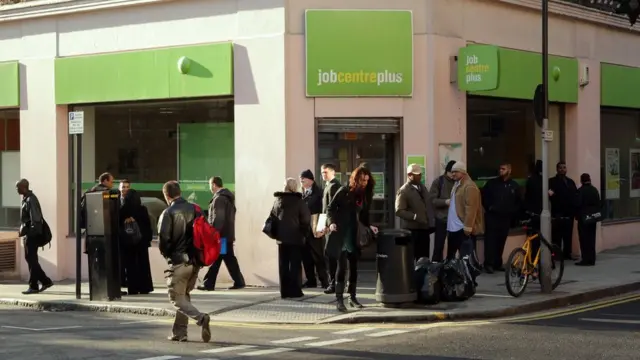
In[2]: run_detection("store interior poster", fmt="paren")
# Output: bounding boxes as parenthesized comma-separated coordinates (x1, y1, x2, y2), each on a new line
(605, 148, 620, 200)
(630, 149, 640, 198)
(438, 143, 463, 173)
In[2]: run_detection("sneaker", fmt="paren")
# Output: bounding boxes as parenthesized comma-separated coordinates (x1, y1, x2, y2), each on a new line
(167, 335, 188, 342)
(200, 314, 211, 343)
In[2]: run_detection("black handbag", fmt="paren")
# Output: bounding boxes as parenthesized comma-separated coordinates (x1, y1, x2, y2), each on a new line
(262, 214, 278, 239)
(582, 211, 602, 225)
(124, 220, 142, 245)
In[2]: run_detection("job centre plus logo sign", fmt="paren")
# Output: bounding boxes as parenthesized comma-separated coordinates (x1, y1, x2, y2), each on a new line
(305, 10, 413, 97)
(457, 45, 499, 92)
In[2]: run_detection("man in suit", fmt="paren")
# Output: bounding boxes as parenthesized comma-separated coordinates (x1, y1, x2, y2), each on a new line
(320, 163, 342, 294)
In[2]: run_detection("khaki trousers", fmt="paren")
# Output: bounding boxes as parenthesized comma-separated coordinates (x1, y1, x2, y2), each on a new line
(166, 263, 205, 336)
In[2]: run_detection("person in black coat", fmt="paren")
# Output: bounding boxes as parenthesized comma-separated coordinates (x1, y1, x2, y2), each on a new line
(326, 166, 378, 312)
(270, 178, 311, 299)
(548, 161, 578, 259)
(299, 169, 329, 289)
(119, 181, 154, 295)
(574, 173, 601, 266)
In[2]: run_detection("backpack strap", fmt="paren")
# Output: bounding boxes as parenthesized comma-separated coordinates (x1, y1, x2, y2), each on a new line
(437, 175, 445, 198)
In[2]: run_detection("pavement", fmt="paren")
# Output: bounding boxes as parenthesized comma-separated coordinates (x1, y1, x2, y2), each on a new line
(1, 293, 639, 359)
(1, 245, 640, 325)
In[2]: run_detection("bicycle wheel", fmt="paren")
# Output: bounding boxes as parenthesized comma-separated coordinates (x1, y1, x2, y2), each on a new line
(505, 248, 529, 298)
(545, 244, 565, 290)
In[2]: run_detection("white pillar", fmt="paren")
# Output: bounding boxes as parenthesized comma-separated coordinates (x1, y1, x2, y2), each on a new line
(19, 58, 69, 281)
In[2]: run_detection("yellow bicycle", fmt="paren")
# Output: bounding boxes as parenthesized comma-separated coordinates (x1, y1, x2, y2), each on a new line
(505, 215, 565, 298)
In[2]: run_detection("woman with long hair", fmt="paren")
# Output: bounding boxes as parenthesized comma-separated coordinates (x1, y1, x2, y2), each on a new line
(326, 165, 378, 312)
(270, 178, 311, 298)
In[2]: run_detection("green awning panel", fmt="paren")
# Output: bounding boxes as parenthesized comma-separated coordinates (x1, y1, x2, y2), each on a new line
(55, 42, 233, 104)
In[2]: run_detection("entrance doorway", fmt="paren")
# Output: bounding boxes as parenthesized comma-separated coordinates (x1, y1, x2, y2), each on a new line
(317, 132, 396, 230)
(316, 118, 401, 259)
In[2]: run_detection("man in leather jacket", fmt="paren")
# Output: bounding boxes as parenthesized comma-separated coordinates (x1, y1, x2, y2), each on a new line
(17, 179, 53, 295)
(158, 181, 211, 343)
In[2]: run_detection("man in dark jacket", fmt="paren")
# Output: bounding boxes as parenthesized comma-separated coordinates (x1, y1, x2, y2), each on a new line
(395, 164, 435, 260)
(549, 161, 578, 260)
(158, 181, 211, 343)
(198, 176, 245, 291)
(80, 172, 114, 229)
(320, 163, 343, 294)
(525, 160, 543, 220)
(481, 163, 522, 273)
(574, 173, 601, 266)
(300, 169, 329, 289)
(17, 179, 53, 295)
(428, 160, 457, 261)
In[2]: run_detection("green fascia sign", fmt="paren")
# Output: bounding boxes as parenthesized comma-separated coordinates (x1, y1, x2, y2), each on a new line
(305, 9, 413, 97)
(601, 63, 640, 108)
(458, 45, 499, 91)
(0, 61, 20, 108)
(459, 46, 578, 103)
(55, 42, 233, 104)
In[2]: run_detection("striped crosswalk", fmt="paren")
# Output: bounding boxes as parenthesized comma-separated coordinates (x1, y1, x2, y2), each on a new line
(136, 326, 416, 359)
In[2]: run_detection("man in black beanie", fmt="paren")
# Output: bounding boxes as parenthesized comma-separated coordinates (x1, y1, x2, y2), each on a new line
(300, 169, 329, 288)
(575, 173, 601, 266)
(428, 160, 457, 261)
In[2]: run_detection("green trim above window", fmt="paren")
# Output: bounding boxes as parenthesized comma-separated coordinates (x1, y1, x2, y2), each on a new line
(55, 42, 234, 104)
(0, 61, 19, 108)
(601, 63, 640, 109)
(464, 47, 578, 103)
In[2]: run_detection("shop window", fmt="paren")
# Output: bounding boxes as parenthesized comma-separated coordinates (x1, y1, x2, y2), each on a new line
(70, 99, 234, 234)
(467, 97, 564, 227)
(600, 109, 640, 221)
(0, 109, 21, 229)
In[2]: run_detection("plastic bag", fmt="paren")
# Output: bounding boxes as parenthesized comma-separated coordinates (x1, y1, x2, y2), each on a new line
(414, 258, 443, 304)
(440, 258, 477, 302)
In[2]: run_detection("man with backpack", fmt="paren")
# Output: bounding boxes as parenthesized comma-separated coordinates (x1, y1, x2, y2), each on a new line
(428, 160, 457, 262)
(158, 181, 211, 343)
(17, 179, 53, 295)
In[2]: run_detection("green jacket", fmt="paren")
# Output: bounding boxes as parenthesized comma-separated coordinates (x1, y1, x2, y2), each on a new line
(428, 174, 456, 221)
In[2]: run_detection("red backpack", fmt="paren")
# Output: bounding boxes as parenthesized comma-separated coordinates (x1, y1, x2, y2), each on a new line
(192, 204, 222, 266)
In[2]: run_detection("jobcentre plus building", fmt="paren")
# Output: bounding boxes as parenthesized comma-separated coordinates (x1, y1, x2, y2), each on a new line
(1, 0, 640, 284)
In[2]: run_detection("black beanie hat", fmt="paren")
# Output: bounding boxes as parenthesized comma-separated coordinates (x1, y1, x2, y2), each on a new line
(445, 160, 457, 173)
(580, 173, 591, 184)
(300, 169, 314, 181)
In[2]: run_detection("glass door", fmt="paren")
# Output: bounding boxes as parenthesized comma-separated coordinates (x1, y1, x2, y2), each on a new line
(317, 132, 395, 231)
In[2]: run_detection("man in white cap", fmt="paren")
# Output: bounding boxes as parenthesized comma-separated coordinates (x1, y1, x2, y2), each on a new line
(395, 164, 435, 260)
(446, 161, 484, 259)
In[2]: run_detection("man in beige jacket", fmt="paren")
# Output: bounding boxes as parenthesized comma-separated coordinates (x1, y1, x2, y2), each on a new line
(446, 161, 484, 259)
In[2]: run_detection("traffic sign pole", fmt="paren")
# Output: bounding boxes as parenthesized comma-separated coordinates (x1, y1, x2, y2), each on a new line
(539, 0, 553, 294)
(68, 111, 84, 300)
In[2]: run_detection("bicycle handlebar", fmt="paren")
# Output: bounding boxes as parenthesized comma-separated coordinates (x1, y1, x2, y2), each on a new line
(520, 212, 572, 226)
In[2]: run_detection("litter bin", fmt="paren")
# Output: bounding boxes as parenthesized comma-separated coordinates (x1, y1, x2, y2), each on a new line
(375, 229, 416, 305)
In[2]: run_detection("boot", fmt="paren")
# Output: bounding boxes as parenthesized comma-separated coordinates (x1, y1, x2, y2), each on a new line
(335, 282, 347, 312)
(348, 294, 363, 309)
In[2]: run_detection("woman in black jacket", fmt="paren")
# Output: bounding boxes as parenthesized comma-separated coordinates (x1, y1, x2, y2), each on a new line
(574, 173, 601, 266)
(119, 182, 154, 295)
(326, 166, 378, 312)
(270, 178, 311, 299)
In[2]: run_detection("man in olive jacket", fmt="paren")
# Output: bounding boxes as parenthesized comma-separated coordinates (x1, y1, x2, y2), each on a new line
(198, 176, 246, 291)
(428, 160, 457, 261)
(395, 164, 435, 260)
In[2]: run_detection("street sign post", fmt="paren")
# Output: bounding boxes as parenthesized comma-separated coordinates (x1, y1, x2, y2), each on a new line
(68, 111, 84, 300)
(539, 0, 553, 294)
